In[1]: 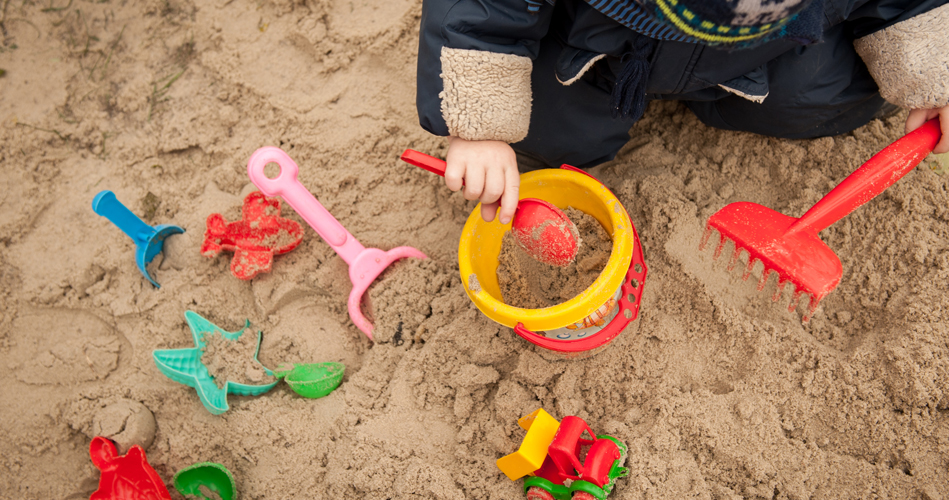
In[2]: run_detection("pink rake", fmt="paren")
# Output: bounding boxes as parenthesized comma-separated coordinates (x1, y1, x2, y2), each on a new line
(701, 119, 942, 321)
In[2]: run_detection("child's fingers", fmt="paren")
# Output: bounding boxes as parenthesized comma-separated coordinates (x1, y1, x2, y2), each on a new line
(905, 107, 949, 154)
(905, 108, 933, 136)
(444, 159, 466, 192)
(480, 165, 505, 206)
(497, 166, 520, 225)
(936, 109, 949, 154)
(462, 163, 486, 201)
(480, 201, 500, 222)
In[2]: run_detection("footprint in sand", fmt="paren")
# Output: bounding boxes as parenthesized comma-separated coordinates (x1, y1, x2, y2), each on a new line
(9, 309, 122, 385)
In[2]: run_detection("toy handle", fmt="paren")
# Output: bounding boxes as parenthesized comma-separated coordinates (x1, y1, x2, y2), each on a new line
(791, 118, 941, 235)
(401, 149, 467, 185)
(247, 147, 364, 263)
(92, 191, 155, 244)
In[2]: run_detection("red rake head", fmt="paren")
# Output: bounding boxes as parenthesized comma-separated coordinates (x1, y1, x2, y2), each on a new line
(700, 202, 842, 321)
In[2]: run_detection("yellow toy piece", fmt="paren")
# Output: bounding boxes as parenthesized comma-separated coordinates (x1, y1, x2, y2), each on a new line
(496, 409, 560, 480)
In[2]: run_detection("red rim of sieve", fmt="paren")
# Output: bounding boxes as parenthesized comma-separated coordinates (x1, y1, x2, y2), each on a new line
(513, 166, 647, 353)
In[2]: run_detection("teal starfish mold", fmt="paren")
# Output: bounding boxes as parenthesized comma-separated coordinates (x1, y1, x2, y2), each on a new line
(153, 311, 278, 415)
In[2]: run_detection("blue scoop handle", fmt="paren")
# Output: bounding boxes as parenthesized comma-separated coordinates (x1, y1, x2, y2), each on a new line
(92, 190, 156, 245)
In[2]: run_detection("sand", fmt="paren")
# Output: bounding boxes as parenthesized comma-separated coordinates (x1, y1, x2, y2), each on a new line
(498, 207, 613, 309)
(1, 1, 948, 499)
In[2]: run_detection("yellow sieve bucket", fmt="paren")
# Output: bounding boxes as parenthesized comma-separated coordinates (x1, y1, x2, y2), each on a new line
(458, 166, 647, 356)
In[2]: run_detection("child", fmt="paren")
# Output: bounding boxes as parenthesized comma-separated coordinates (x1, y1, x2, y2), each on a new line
(414, 0, 949, 224)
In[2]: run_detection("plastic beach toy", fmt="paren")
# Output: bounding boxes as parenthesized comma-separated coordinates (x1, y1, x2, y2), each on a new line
(497, 409, 560, 481)
(274, 362, 345, 399)
(498, 410, 629, 500)
(89, 436, 171, 500)
(201, 191, 304, 280)
(247, 146, 427, 341)
(702, 118, 942, 320)
(153, 311, 278, 415)
(173, 462, 236, 500)
(401, 149, 579, 267)
(458, 166, 647, 357)
(92, 190, 185, 288)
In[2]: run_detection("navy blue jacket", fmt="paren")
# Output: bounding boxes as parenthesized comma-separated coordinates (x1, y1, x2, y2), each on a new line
(417, 0, 945, 139)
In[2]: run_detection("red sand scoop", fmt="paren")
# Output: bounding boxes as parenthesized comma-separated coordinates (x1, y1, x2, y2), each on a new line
(701, 119, 942, 321)
(401, 149, 579, 267)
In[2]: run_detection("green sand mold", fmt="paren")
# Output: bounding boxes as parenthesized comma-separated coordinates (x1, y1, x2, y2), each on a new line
(174, 462, 236, 500)
(274, 362, 345, 399)
(153, 311, 278, 415)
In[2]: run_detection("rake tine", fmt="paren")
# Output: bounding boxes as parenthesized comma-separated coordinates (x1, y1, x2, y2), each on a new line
(742, 258, 756, 281)
(757, 268, 771, 291)
(699, 225, 714, 251)
(802, 295, 819, 322)
(726, 246, 743, 271)
(772, 280, 786, 302)
(788, 289, 806, 313)
(713, 234, 727, 260)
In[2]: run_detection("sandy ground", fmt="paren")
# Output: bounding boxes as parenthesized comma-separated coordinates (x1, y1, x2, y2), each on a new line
(2, 1, 948, 499)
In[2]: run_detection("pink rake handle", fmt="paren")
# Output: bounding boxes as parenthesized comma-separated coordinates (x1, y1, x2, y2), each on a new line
(247, 147, 426, 341)
(247, 147, 365, 263)
(790, 118, 942, 235)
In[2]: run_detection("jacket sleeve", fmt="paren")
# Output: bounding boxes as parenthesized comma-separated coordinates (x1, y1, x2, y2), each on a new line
(851, 1, 949, 109)
(416, 0, 555, 142)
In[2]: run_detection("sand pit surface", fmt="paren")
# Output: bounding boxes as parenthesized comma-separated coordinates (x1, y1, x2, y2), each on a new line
(1, 1, 948, 498)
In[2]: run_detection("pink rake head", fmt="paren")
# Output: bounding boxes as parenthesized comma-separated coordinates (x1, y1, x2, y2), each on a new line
(701, 119, 942, 321)
(247, 147, 427, 341)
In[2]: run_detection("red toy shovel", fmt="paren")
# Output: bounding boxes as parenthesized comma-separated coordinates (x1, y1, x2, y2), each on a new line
(702, 119, 942, 320)
(401, 149, 579, 267)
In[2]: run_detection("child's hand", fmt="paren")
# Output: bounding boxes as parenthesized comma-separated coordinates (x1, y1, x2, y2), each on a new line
(906, 106, 949, 154)
(445, 137, 521, 224)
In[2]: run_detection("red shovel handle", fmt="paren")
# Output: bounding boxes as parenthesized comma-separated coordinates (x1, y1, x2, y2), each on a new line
(401, 149, 460, 182)
(790, 118, 941, 235)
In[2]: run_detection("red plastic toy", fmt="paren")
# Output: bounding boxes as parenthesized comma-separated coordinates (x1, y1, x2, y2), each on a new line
(702, 118, 942, 320)
(201, 191, 304, 279)
(89, 436, 171, 500)
(500, 411, 629, 500)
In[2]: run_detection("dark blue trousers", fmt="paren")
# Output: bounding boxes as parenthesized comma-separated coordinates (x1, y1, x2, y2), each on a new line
(512, 23, 887, 170)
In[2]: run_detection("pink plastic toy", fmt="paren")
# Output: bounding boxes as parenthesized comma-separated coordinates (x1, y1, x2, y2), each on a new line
(201, 191, 304, 280)
(89, 436, 171, 500)
(247, 147, 427, 341)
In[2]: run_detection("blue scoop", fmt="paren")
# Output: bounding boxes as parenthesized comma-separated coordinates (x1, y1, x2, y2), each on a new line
(92, 190, 184, 288)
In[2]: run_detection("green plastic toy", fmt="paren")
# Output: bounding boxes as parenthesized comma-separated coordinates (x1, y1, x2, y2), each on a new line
(153, 311, 278, 415)
(173, 462, 236, 500)
(274, 362, 345, 399)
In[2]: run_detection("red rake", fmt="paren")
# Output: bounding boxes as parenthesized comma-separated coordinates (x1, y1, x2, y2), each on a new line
(701, 119, 942, 321)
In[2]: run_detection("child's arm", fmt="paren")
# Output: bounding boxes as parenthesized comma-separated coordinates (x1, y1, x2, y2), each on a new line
(416, 1, 556, 221)
(444, 137, 520, 224)
(854, 3, 949, 152)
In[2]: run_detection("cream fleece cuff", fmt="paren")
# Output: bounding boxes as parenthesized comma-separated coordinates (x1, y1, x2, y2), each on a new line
(439, 47, 533, 143)
(854, 4, 949, 109)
